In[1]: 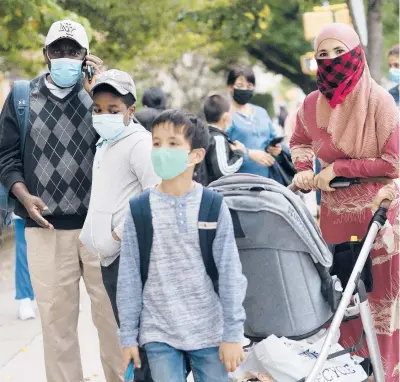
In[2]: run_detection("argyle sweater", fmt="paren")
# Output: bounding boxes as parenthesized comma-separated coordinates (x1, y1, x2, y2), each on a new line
(0, 74, 97, 229)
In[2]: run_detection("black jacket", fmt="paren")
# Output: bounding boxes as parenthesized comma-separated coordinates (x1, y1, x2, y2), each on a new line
(194, 125, 244, 186)
(135, 108, 163, 131)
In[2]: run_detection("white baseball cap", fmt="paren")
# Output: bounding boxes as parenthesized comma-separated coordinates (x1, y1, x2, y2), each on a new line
(45, 20, 89, 50)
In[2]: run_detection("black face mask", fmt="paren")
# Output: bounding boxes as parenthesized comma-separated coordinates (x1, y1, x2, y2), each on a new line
(233, 88, 254, 105)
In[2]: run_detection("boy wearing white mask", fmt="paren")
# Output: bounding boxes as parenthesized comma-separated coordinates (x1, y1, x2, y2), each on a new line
(80, 69, 160, 381)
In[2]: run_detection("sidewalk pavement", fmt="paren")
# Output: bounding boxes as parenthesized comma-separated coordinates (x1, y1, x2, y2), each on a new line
(0, 238, 197, 382)
(0, 239, 106, 382)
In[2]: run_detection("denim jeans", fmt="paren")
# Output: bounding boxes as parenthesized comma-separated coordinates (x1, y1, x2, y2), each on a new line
(101, 256, 154, 382)
(145, 342, 228, 382)
(14, 218, 34, 301)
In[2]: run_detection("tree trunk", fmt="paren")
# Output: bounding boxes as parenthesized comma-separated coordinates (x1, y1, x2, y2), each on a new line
(367, 0, 383, 83)
(247, 45, 317, 95)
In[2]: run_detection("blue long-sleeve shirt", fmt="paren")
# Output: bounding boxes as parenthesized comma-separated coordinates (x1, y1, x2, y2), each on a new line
(117, 184, 247, 350)
(228, 104, 277, 178)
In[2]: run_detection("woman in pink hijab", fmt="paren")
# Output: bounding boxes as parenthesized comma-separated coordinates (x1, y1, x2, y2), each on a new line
(290, 23, 399, 380)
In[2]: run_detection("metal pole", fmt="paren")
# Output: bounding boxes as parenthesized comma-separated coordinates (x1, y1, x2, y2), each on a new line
(305, 223, 381, 382)
(357, 285, 385, 382)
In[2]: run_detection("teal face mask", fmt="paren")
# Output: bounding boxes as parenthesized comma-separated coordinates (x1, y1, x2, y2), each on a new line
(151, 148, 190, 180)
(50, 58, 83, 88)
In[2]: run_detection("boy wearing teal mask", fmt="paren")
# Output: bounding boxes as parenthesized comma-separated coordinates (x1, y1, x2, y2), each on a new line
(80, 69, 160, 382)
(117, 110, 247, 381)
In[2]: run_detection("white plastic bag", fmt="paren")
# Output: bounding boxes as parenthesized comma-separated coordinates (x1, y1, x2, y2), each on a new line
(238, 334, 368, 382)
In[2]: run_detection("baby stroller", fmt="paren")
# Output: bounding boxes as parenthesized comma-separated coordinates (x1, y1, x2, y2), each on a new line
(209, 173, 389, 382)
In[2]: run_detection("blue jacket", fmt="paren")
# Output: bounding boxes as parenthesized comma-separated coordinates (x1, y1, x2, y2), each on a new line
(228, 104, 277, 178)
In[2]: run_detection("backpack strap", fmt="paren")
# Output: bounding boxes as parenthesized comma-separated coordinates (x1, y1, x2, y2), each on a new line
(12, 80, 30, 154)
(129, 190, 153, 287)
(198, 188, 223, 294)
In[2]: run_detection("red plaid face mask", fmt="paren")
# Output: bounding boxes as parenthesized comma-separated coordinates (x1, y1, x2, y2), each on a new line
(316, 45, 365, 108)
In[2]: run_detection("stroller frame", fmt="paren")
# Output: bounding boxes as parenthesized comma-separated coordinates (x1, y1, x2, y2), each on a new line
(301, 195, 390, 382)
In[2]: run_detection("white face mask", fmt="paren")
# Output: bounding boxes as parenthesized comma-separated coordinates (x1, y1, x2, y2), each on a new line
(92, 114, 128, 142)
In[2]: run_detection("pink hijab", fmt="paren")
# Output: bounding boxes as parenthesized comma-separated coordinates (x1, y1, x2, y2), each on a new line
(314, 23, 398, 159)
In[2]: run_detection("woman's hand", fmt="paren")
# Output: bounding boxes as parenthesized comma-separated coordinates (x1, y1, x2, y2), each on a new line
(249, 149, 275, 167)
(372, 184, 396, 211)
(267, 144, 282, 157)
(293, 170, 315, 191)
(314, 164, 336, 192)
(230, 140, 246, 153)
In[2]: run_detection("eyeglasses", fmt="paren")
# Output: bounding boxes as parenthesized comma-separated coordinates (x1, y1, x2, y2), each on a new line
(47, 47, 86, 60)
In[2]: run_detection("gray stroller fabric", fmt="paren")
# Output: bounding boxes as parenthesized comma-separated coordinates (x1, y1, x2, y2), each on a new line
(209, 174, 333, 339)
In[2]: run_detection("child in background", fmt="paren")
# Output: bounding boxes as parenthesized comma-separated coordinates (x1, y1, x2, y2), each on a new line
(117, 110, 247, 382)
(195, 94, 245, 186)
(79, 69, 159, 382)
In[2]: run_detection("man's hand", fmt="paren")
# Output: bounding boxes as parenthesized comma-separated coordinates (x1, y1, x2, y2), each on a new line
(219, 342, 244, 373)
(11, 183, 53, 229)
(249, 150, 275, 167)
(267, 144, 282, 157)
(230, 140, 246, 154)
(83, 54, 103, 93)
(122, 347, 141, 372)
(112, 231, 121, 241)
(22, 195, 54, 230)
(314, 163, 336, 192)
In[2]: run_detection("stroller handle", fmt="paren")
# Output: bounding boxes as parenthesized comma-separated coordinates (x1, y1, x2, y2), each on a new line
(289, 177, 393, 209)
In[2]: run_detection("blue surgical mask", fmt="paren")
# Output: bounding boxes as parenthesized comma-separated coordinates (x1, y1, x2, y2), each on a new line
(92, 114, 127, 142)
(50, 58, 83, 88)
(152, 148, 190, 180)
(389, 68, 400, 84)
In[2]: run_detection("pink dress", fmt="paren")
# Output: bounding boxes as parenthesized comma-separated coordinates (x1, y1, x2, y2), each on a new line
(290, 91, 399, 381)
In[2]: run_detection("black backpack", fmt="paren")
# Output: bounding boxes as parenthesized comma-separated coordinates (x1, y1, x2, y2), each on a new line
(129, 188, 223, 293)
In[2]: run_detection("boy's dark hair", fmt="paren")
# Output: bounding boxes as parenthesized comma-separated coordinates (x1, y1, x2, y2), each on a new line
(92, 84, 136, 107)
(152, 109, 210, 151)
(388, 45, 400, 57)
(203, 94, 230, 124)
(227, 66, 256, 86)
(142, 87, 167, 110)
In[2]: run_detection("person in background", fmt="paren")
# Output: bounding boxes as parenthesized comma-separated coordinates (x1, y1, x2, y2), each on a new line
(278, 105, 288, 129)
(118, 110, 247, 381)
(388, 45, 399, 107)
(13, 214, 35, 320)
(290, 23, 399, 381)
(135, 87, 167, 131)
(283, 102, 302, 145)
(226, 67, 282, 179)
(0, 20, 123, 381)
(195, 94, 244, 186)
(80, 69, 159, 382)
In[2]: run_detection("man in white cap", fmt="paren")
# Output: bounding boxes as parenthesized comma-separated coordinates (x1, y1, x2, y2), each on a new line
(0, 20, 123, 381)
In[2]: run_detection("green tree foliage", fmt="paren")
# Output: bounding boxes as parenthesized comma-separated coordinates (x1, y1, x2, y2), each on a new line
(1, 0, 397, 87)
